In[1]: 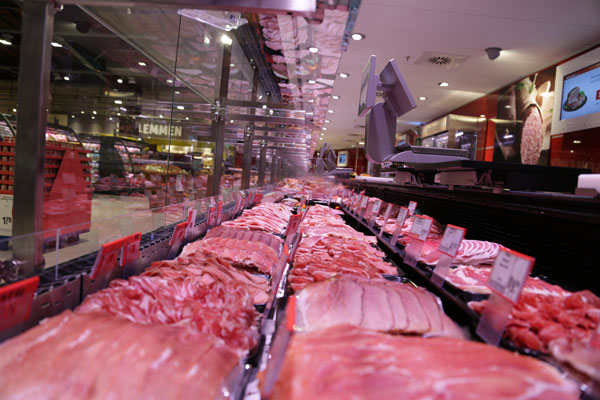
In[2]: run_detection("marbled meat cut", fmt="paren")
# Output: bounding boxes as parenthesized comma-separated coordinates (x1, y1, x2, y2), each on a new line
(270, 325, 579, 400)
(420, 239, 501, 266)
(143, 251, 270, 304)
(77, 275, 259, 353)
(222, 203, 291, 234)
(295, 275, 463, 338)
(202, 225, 282, 252)
(0, 311, 239, 400)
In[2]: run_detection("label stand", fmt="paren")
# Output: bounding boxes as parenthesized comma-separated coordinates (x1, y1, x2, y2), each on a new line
(432, 224, 466, 286)
(404, 240, 425, 267)
(431, 253, 453, 286)
(475, 293, 514, 346)
(378, 203, 393, 237)
(403, 215, 433, 268)
(390, 207, 409, 246)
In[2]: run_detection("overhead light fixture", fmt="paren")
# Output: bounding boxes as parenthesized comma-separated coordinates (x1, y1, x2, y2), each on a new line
(114, 100, 123, 105)
(308, 47, 319, 53)
(229, 119, 234, 123)
(229, 63, 235, 67)
(308, 79, 316, 84)
(328, 110, 334, 114)
(109, 117, 113, 121)
(351, 33, 366, 41)
(71, 115, 75, 118)
(338, 72, 349, 78)
(91, 116, 95, 120)
(117, 78, 123, 84)
(51, 42, 62, 48)
(308, 99, 314, 103)
(166, 79, 173, 84)
(220, 34, 233, 45)
(12, 108, 17, 112)
(325, 119, 330, 123)
(63, 76, 70, 81)
(138, 61, 147, 66)
(319, 137, 323, 140)
(159, 114, 163, 118)
(120, 107, 127, 112)
(269, 109, 274, 115)
(175, 91, 180, 94)
(117, 112, 121, 116)
(204, 36, 211, 45)
(177, 105, 185, 110)
(258, 95, 263, 100)
(0, 38, 12, 46)
(573, 140, 581, 144)
(358, 141, 365, 145)
(438, 82, 449, 87)
(92, 110, 97, 115)
(322, 127, 327, 131)
(262, 105, 267, 109)
(485, 47, 502, 61)
(480, 114, 486, 118)
(455, 131, 464, 137)
(418, 96, 427, 101)
(332, 95, 340, 100)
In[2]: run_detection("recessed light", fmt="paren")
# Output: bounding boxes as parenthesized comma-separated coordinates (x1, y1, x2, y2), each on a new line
(220, 34, 232, 45)
(262, 105, 267, 109)
(308, 99, 314, 103)
(358, 141, 365, 145)
(63, 76, 70, 81)
(114, 100, 123, 104)
(418, 96, 427, 101)
(332, 95, 340, 100)
(71, 115, 75, 118)
(229, 63, 235, 67)
(351, 33, 366, 41)
(438, 82, 449, 87)
(138, 61, 147, 66)
(338, 73, 349, 78)
(159, 114, 163, 118)
(177, 105, 184, 110)
(92, 110, 97, 115)
(328, 110, 334, 114)
(308, 79, 316, 84)
(174, 91, 180, 94)
(185, 117, 189, 120)
(0, 39, 12, 46)
(51, 42, 62, 48)
(480, 114, 486, 118)
(269, 109, 274, 115)
(117, 78, 123, 84)
(229, 120, 234, 123)
(12, 108, 17, 112)
(166, 79, 173, 83)
(91, 116, 95, 120)
(308, 47, 319, 53)
(322, 127, 327, 131)
(319, 137, 323, 140)
(325, 119, 330, 123)
(573, 140, 581, 144)
(570, 150, 574, 153)
(117, 112, 121, 116)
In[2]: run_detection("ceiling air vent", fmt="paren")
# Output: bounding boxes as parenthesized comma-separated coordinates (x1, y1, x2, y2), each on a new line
(414, 51, 469, 69)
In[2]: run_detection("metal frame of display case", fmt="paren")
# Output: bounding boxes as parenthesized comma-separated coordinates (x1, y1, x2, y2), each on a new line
(12, 0, 322, 276)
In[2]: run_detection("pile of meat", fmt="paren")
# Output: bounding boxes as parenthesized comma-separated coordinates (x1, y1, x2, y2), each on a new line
(270, 325, 579, 400)
(295, 275, 464, 338)
(222, 203, 292, 235)
(288, 205, 397, 292)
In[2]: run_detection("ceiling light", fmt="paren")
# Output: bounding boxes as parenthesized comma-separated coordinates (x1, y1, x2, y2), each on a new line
(185, 117, 189, 120)
(229, 63, 235, 67)
(114, 100, 123, 104)
(80, 111, 85, 114)
(308, 47, 319, 53)
(92, 110, 97, 115)
(0, 39, 12, 46)
(332, 95, 340, 100)
(308, 99, 314, 103)
(109, 117, 113, 121)
(358, 141, 365, 145)
(177, 105, 185, 110)
(174, 91, 180, 94)
(456, 131, 464, 137)
(570, 150, 574, 153)
(319, 137, 323, 140)
(308, 79, 316, 84)
(117, 78, 123, 84)
(262, 105, 267, 109)
(306, 112, 313, 115)
(438, 82, 449, 87)
(573, 140, 581, 144)
(220, 34, 232, 45)
(338, 73, 349, 78)
(12, 108, 17, 112)
(117, 112, 121, 116)
(204, 36, 211, 45)
(229, 119, 234, 123)
(91, 116, 95, 120)
(322, 127, 327, 131)
(351, 33, 366, 41)
(159, 114, 163, 118)
(71, 115, 75, 118)
(480, 114, 486, 118)
(269, 109, 274, 115)
(328, 110, 334, 114)
(63, 76, 70, 81)
(166, 79, 173, 83)
(120, 107, 127, 112)
(51, 42, 62, 48)
(258, 95, 263, 100)
(418, 96, 427, 101)
(138, 61, 147, 66)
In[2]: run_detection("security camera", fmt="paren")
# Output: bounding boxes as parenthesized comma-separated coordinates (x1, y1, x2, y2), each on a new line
(485, 47, 502, 61)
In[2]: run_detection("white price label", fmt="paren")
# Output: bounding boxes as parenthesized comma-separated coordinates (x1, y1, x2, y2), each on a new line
(360, 196, 368, 208)
(396, 207, 409, 226)
(487, 248, 534, 304)
(372, 199, 382, 213)
(438, 224, 466, 257)
(0, 194, 12, 236)
(408, 201, 418, 216)
(409, 215, 433, 241)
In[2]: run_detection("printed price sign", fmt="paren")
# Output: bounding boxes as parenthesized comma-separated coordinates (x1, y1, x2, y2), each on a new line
(207, 206, 216, 227)
(185, 207, 197, 239)
(391, 207, 409, 246)
(378, 203, 393, 237)
(284, 213, 302, 244)
(487, 248, 534, 304)
(360, 196, 368, 209)
(253, 193, 263, 204)
(372, 199, 382, 214)
(408, 201, 418, 216)
(476, 247, 535, 346)
(368, 199, 382, 227)
(0, 276, 39, 331)
(0, 194, 12, 236)
(432, 224, 466, 286)
(404, 215, 433, 267)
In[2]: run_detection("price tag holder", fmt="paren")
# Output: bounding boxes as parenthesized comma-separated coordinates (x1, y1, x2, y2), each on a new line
(359, 196, 369, 219)
(391, 207, 409, 246)
(284, 214, 302, 246)
(253, 193, 263, 204)
(431, 224, 466, 286)
(185, 208, 197, 239)
(408, 201, 418, 216)
(368, 199, 382, 228)
(378, 203, 393, 237)
(403, 215, 433, 267)
(90, 237, 126, 280)
(476, 247, 535, 346)
(168, 221, 188, 259)
(0, 276, 39, 332)
(216, 200, 223, 225)
(363, 201, 373, 222)
(207, 206, 216, 227)
(327, 194, 332, 206)
(299, 195, 306, 211)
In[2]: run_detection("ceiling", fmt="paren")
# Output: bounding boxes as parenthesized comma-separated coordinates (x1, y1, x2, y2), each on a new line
(322, 0, 600, 149)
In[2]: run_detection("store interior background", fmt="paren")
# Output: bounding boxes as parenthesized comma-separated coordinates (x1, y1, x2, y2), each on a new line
(0, 0, 599, 266)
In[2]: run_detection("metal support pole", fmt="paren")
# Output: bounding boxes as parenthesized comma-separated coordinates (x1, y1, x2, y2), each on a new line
(270, 152, 277, 184)
(241, 70, 258, 189)
(209, 42, 232, 196)
(257, 140, 266, 186)
(13, 0, 56, 276)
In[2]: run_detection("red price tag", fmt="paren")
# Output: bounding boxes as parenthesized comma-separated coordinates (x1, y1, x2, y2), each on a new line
(0, 276, 39, 331)
(407, 215, 433, 241)
(253, 193, 263, 204)
(91, 238, 125, 280)
(408, 201, 418, 216)
(122, 232, 142, 265)
(284, 213, 302, 240)
(487, 248, 535, 304)
(438, 224, 466, 257)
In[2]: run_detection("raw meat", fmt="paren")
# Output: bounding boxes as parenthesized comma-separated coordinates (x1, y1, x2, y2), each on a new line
(222, 203, 292, 235)
(0, 311, 239, 400)
(549, 336, 600, 381)
(270, 325, 579, 400)
(294, 275, 463, 338)
(421, 239, 501, 266)
(78, 275, 259, 353)
(143, 251, 270, 304)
